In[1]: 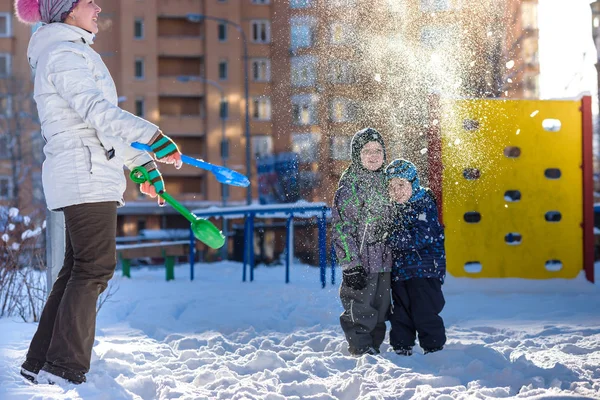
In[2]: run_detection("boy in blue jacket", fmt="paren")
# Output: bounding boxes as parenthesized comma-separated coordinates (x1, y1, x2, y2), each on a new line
(385, 159, 446, 356)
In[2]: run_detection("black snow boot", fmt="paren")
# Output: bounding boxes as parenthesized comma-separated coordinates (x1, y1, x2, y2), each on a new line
(39, 362, 86, 385)
(394, 346, 413, 356)
(423, 346, 444, 355)
(20, 359, 44, 383)
(349, 346, 378, 357)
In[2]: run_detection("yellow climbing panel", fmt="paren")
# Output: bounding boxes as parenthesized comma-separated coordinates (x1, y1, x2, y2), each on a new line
(441, 99, 583, 279)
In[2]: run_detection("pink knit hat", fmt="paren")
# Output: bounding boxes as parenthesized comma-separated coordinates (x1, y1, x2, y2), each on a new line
(15, 0, 81, 25)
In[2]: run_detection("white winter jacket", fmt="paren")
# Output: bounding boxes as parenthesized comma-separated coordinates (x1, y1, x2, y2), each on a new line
(28, 23, 158, 210)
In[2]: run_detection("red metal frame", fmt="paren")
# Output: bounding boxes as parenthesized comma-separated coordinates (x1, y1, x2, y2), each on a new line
(581, 95, 595, 283)
(427, 94, 444, 225)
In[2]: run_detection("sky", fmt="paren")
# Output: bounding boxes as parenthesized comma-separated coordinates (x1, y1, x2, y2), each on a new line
(539, 0, 598, 106)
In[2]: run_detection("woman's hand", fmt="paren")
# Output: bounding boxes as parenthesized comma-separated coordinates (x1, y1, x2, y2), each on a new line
(160, 152, 183, 169)
(139, 161, 166, 206)
(148, 130, 183, 169)
(140, 181, 166, 206)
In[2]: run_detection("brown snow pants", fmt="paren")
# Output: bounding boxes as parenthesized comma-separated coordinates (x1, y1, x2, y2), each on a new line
(25, 201, 117, 379)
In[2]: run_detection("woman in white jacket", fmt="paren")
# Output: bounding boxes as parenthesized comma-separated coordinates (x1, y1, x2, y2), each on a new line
(15, 0, 182, 385)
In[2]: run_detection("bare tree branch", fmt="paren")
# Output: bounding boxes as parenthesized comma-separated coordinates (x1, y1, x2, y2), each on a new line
(97, 282, 119, 315)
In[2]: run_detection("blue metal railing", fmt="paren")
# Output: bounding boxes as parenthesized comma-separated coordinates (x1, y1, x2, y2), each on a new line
(189, 202, 335, 287)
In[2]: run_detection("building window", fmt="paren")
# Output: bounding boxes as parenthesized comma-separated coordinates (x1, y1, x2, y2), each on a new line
(251, 20, 271, 43)
(291, 94, 318, 126)
(135, 98, 145, 117)
(522, 37, 538, 66)
(291, 56, 317, 87)
(252, 0, 270, 4)
(0, 95, 12, 117)
(220, 99, 229, 119)
(252, 97, 272, 121)
(0, 13, 11, 38)
(137, 218, 147, 233)
(134, 58, 145, 79)
(0, 53, 11, 78)
(330, 23, 352, 45)
(328, 60, 354, 84)
(252, 58, 271, 82)
(523, 75, 539, 99)
(291, 17, 316, 50)
(330, 136, 351, 160)
(0, 176, 11, 199)
(0, 135, 8, 159)
(252, 135, 273, 158)
(290, 0, 314, 7)
(521, 2, 538, 30)
(291, 25, 313, 49)
(218, 23, 227, 41)
(330, 98, 358, 123)
(134, 18, 144, 39)
(292, 133, 321, 163)
(218, 61, 228, 80)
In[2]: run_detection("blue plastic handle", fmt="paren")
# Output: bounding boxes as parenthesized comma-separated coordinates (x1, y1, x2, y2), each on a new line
(132, 142, 250, 187)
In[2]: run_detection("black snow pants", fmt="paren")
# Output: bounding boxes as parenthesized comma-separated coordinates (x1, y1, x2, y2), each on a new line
(389, 277, 446, 351)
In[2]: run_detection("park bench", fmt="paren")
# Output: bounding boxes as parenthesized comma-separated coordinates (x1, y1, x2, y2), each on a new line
(116, 240, 190, 281)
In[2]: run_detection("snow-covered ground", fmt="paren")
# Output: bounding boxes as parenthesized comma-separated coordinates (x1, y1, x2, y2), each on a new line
(1, 262, 599, 400)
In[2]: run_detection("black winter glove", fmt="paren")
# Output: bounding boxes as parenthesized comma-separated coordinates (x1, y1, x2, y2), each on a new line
(342, 266, 368, 290)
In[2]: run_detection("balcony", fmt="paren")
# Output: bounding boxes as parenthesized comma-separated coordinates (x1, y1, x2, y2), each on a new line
(158, 0, 204, 18)
(159, 115, 205, 136)
(159, 57, 204, 77)
(163, 176, 205, 196)
(250, 120, 273, 135)
(171, 136, 204, 157)
(158, 37, 203, 57)
(159, 76, 205, 96)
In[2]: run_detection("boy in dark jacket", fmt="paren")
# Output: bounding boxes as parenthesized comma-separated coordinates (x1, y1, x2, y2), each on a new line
(331, 128, 393, 356)
(385, 159, 446, 356)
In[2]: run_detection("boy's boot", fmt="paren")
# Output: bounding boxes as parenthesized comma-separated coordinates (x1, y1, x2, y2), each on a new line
(423, 346, 444, 355)
(350, 346, 378, 356)
(394, 346, 413, 356)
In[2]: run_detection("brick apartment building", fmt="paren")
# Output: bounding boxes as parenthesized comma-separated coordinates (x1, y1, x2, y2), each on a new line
(0, 7, 44, 218)
(503, 0, 540, 98)
(589, 0, 600, 188)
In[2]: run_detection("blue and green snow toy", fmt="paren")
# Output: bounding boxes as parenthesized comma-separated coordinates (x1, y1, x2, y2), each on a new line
(131, 142, 250, 187)
(130, 166, 226, 249)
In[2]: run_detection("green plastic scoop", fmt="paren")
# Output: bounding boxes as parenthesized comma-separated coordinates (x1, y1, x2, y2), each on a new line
(130, 167, 225, 249)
